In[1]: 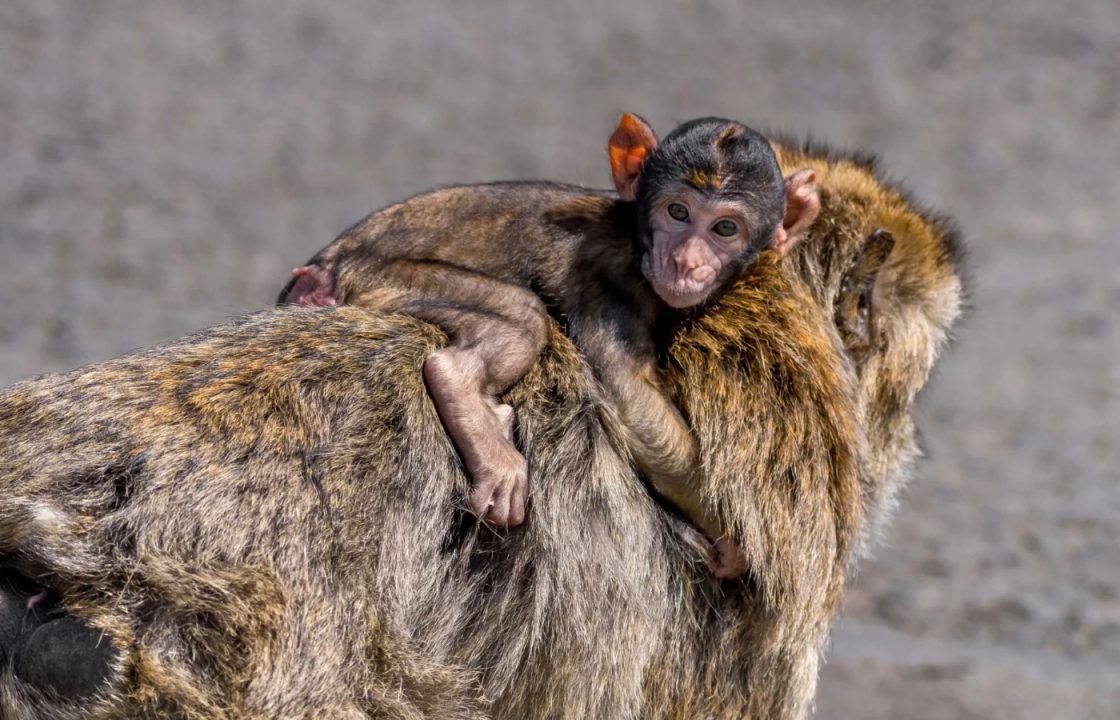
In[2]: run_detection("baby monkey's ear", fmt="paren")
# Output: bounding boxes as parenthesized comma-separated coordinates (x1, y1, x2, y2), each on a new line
(771, 169, 821, 255)
(281, 265, 339, 307)
(608, 113, 658, 201)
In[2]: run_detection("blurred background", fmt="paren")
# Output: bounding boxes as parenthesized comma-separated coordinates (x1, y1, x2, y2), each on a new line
(1, 2, 1117, 717)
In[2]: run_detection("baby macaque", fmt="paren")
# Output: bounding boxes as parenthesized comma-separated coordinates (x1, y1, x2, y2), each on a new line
(280, 115, 819, 576)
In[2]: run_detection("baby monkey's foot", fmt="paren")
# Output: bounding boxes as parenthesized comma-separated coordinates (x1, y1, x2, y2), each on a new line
(423, 351, 528, 528)
(465, 401, 525, 527)
(467, 438, 527, 528)
(708, 535, 749, 579)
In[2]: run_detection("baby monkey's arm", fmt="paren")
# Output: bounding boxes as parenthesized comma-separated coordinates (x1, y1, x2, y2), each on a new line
(599, 354, 700, 509)
(578, 317, 746, 577)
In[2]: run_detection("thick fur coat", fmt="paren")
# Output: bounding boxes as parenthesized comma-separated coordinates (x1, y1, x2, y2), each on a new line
(0, 144, 962, 719)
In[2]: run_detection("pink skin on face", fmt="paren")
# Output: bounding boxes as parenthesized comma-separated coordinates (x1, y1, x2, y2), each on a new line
(641, 189, 751, 308)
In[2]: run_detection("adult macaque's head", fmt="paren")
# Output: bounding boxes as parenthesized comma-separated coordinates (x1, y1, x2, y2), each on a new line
(609, 114, 820, 308)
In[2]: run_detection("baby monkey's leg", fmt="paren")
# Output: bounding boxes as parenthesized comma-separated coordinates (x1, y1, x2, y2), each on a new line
(384, 261, 549, 528)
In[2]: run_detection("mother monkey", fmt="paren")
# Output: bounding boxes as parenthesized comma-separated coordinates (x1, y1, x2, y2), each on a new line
(0, 141, 962, 719)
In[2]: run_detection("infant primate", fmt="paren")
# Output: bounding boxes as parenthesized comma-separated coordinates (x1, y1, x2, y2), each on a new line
(281, 115, 819, 576)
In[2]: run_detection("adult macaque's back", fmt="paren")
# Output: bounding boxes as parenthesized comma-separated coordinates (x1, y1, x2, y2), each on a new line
(0, 141, 962, 720)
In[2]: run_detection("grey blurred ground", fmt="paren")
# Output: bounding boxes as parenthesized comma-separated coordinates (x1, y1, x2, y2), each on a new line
(1, 2, 1118, 717)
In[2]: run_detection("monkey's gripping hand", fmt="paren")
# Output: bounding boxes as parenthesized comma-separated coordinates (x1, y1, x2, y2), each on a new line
(709, 535, 750, 579)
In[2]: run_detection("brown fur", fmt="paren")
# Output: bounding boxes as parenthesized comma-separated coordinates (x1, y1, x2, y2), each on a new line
(0, 142, 962, 719)
(774, 141, 965, 543)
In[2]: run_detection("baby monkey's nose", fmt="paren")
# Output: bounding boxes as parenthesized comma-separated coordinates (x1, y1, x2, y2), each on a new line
(672, 237, 705, 270)
(688, 266, 716, 283)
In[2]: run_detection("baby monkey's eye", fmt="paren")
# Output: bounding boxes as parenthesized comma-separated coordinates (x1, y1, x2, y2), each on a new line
(712, 219, 739, 237)
(667, 203, 689, 222)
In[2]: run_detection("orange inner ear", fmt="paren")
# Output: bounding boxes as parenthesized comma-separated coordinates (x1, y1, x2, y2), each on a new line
(610, 144, 648, 177)
(609, 113, 657, 197)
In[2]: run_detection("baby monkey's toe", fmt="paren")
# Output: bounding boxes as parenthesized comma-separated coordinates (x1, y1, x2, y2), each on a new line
(468, 449, 528, 528)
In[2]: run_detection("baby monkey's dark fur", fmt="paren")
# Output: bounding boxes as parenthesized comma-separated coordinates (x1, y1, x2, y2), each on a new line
(281, 115, 820, 575)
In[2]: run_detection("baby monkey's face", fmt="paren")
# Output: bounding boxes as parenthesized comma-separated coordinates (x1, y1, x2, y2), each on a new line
(642, 187, 755, 309)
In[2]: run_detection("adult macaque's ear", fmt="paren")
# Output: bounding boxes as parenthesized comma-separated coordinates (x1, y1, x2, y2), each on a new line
(837, 228, 896, 346)
(770, 168, 821, 255)
(608, 113, 658, 201)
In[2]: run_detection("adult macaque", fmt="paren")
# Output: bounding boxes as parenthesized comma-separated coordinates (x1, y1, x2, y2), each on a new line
(0, 140, 963, 719)
(281, 114, 820, 575)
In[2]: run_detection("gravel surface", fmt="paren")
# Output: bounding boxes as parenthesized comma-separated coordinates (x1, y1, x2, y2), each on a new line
(2, 2, 1117, 717)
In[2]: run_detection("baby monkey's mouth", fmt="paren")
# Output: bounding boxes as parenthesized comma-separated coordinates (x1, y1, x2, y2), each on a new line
(657, 280, 714, 309)
(642, 257, 715, 308)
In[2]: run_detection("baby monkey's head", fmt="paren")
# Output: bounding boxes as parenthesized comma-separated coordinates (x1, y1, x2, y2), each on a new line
(609, 114, 819, 308)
